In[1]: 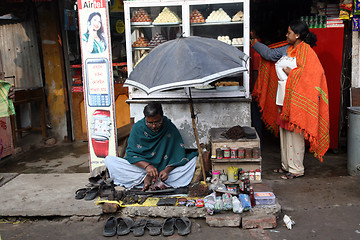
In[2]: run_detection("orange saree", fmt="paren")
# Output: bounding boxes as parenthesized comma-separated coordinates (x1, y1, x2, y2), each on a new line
(252, 41, 330, 161)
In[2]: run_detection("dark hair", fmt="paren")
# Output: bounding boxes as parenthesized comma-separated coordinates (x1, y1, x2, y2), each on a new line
(289, 20, 317, 47)
(143, 102, 163, 117)
(86, 12, 107, 50)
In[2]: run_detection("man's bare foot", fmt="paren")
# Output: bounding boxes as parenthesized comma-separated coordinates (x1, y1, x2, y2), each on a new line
(142, 175, 153, 191)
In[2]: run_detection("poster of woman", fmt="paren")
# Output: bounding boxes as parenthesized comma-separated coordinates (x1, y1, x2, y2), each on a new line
(82, 12, 107, 54)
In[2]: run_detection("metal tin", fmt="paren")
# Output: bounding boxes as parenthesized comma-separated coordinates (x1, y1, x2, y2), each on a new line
(230, 148, 237, 158)
(252, 147, 260, 158)
(237, 148, 245, 159)
(216, 148, 223, 159)
(223, 147, 230, 159)
(245, 148, 252, 159)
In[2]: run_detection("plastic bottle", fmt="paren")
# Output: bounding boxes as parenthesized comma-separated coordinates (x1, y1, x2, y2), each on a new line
(255, 169, 261, 181)
(249, 170, 255, 181)
(249, 186, 256, 207)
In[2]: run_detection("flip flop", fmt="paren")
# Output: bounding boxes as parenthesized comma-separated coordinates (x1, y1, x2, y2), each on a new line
(75, 188, 88, 200)
(131, 218, 147, 237)
(146, 219, 162, 236)
(175, 217, 192, 236)
(84, 186, 99, 201)
(103, 216, 117, 237)
(117, 217, 133, 236)
(273, 168, 287, 173)
(162, 218, 175, 236)
(280, 172, 304, 179)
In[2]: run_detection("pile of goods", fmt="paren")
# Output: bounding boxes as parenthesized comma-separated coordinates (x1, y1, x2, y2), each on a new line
(131, 8, 152, 23)
(217, 36, 231, 45)
(148, 33, 167, 47)
(190, 9, 205, 23)
(153, 7, 182, 24)
(206, 8, 231, 22)
(232, 10, 244, 21)
(231, 38, 243, 45)
(132, 36, 149, 47)
(215, 81, 239, 87)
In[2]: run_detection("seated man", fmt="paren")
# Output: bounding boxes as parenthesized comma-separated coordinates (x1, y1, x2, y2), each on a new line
(105, 102, 198, 191)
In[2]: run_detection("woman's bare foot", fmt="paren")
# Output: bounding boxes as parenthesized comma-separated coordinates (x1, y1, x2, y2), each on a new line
(142, 175, 153, 191)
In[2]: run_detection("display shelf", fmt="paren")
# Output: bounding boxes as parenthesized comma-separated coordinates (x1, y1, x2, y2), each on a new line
(124, 0, 250, 99)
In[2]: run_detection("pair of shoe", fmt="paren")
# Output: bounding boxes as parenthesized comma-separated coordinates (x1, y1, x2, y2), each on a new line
(162, 217, 192, 236)
(103, 216, 134, 237)
(74, 186, 99, 201)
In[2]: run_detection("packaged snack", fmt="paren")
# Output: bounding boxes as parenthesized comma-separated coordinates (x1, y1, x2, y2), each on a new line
(204, 193, 216, 215)
(196, 198, 204, 208)
(222, 193, 233, 210)
(238, 194, 251, 211)
(232, 196, 243, 213)
(214, 196, 224, 212)
(353, 17, 360, 31)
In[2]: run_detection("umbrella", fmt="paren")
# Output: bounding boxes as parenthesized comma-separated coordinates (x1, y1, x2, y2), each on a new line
(124, 36, 249, 180)
(125, 36, 249, 94)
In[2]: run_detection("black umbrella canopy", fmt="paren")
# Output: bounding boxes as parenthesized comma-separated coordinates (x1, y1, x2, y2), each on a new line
(125, 36, 249, 94)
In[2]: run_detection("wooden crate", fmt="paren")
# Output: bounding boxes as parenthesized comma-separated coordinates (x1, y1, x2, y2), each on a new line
(209, 128, 260, 156)
(209, 127, 262, 183)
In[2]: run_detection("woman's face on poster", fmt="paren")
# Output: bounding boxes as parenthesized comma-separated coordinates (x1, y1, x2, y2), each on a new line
(90, 15, 102, 31)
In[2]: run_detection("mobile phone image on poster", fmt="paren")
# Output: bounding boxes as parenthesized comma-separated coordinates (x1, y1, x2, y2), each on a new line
(85, 58, 111, 107)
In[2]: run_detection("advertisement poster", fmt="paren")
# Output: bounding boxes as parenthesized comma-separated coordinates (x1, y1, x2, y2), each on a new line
(77, 0, 117, 171)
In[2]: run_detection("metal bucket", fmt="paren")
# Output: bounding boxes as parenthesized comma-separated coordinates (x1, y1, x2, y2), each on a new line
(347, 107, 360, 176)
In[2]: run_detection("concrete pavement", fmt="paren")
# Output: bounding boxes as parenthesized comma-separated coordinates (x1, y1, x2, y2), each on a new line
(1, 132, 360, 239)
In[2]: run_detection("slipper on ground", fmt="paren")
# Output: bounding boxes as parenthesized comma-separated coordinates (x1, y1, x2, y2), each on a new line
(146, 219, 162, 236)
(131, 218, 147, 237)
(117, 217, 133, 236)
(162, 218, 175, 236)
(103, 216, 117, 237)
(175, 217, 192, 236)
(75, 188, 88, 200)
(84, 186, 99, 200)
(273, 168, 287, 173)
(280, 172, 304, 179)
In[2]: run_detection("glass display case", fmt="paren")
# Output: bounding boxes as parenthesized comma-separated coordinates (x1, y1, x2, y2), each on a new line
(124, 0, 250, 99)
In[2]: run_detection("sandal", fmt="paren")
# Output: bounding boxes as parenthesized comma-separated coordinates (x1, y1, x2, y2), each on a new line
(280, 172, 304, 179)
(273, 168, 287, 173)
(75, 188, 89, 200)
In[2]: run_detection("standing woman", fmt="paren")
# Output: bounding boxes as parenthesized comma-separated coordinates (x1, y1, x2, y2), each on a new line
(82, 12, 107, 53)
(251, 20, 330, 179)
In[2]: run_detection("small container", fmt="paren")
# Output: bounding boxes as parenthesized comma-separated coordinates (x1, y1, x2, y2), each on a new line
(227, 166, 238, 183)
(255, 169, 261, 181)
(237, 148, 245, 158)
(227, 185, 237, 193)
(220, 170, 228, 182)
(249, 170, 255, 181)
(245, 148, 252, 159)
(216, 148, 223, 159)
(223, 146, 230, 159)
(252, 147, 260, 158)
(212, 170, 220, 182)
(254, 192, 276, 205)
(230, 148, 238, 158)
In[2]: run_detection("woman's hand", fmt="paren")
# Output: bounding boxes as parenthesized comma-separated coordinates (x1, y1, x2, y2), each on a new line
(282, 67, 292, 76)
(8, 86, 15, 100)
(145, 164, 158, 178)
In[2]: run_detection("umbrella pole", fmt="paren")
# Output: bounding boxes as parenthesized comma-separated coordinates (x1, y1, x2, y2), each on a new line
(188, 89, 207, 182)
